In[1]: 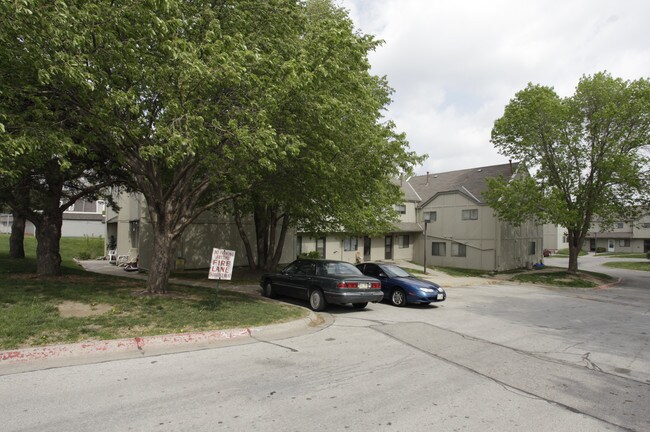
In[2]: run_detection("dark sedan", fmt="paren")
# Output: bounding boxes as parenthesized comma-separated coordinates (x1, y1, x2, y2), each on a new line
(356, 262, 446, 307)
(260, 259, 384, 311)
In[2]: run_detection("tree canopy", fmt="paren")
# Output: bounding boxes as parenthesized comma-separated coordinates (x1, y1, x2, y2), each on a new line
(0, 0, 422, 288)
(232, 0, 424, 270)
(486, 72, 650, 272)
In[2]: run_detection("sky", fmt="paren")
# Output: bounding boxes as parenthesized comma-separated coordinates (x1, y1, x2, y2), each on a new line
(338, 0, 650, 175)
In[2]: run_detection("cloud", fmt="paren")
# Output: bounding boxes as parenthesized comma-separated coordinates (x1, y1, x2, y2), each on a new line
(339, 0, 650, 174)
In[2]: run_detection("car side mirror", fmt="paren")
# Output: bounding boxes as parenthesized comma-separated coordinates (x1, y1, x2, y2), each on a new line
(378, 273, 387, 279)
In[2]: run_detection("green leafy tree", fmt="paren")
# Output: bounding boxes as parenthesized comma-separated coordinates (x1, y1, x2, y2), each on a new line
(231, 0, 423, 270)
(0, 3, 122, 275)
(486, 72, 650, 273)
(0, 0, 333, 291)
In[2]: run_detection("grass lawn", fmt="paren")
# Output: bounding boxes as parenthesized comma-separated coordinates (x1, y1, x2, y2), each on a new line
(595, 252, 648, 259)
(602, 261, 650, 271)
(552, 248, 588, 257)
(0, 235, 307, 350)
(512, 268, 615, 288)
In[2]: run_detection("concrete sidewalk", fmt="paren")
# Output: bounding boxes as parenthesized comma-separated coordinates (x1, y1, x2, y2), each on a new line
(78, 259, 263, 296)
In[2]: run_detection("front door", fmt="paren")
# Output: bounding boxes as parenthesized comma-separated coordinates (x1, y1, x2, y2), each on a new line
(363, 237, 371, 261)
(607, 239, 615, 252)
(644, 240, 650, 253)
(589, 238, 596, 252)
(385, 236, 393, 260)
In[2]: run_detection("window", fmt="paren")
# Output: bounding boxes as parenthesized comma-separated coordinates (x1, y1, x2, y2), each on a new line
(616, 222, 624, 229)
(618, 239, 630, 247)
(399, 235, 410, 249)
(432, 242, 446, 256)
(642, 223, 650, 229)
(451, 242, 466, 257)
(529, 241, 536, 255)
(424, 211, 437, 222)
(462, 209, 478, 220)
(394, 204, 406, 214)
(343, 237, 358, 251)
(316, 237, 326, 258)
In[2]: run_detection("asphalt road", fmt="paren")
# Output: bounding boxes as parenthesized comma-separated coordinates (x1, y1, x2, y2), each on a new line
(1, 261, 649, 432)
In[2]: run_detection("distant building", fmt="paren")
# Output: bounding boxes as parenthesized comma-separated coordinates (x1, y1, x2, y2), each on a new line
(584, 215, 650, 253)
(109, 163, 544, 272)
(0, 199, 105, 237)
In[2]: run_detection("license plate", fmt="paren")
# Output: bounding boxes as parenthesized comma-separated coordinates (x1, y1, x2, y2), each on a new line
(437, 294, 444, 300)
(358, 283, 370, 289)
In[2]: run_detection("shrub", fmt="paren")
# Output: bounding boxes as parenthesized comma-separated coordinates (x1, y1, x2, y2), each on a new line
(646, 251, 650, 260)
(596, 247, 606, 253)
(299, 251, 321, 259)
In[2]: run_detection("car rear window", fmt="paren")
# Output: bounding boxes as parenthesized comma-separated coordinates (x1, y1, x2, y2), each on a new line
(320, 262, 363, 276)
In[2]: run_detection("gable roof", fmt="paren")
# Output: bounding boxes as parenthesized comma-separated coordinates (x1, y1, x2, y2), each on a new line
(393, 177, 421, 202)
(408, 162, 519, 207)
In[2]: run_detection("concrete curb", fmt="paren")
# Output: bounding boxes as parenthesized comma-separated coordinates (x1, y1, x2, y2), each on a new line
(0, 312, 323, 366)
(596, 277, 623, 290)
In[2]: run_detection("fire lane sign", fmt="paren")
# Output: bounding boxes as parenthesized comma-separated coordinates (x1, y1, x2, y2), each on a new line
(208, 248, 235, 280)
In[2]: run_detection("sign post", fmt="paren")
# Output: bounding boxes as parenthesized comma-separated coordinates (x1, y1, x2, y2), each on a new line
(208, 248, 235, 308)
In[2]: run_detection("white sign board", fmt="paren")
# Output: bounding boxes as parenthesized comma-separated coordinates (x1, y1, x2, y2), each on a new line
(208, 248, 235, 280)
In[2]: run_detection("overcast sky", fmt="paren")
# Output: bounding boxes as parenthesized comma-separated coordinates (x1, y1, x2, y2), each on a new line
(338, 0, 650, 175)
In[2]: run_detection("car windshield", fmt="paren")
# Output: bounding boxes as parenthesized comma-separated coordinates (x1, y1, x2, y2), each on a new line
(320, 262, 363, 276)
(382, 264, 412, 278)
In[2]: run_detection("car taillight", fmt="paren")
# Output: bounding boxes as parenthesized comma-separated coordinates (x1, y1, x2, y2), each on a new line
(371, 282, 381, 289)
(337, 281, 359, 288)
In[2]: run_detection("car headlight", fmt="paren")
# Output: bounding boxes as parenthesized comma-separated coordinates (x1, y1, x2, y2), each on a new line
(437, 287, 445, 293)
(420, 288, 435, 293)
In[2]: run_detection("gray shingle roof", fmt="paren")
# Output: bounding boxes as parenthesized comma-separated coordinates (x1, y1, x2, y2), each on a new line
(407, 162, 519, 206)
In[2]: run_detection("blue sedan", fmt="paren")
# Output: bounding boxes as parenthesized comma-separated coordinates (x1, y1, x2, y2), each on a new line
(356, 262, 446, 307)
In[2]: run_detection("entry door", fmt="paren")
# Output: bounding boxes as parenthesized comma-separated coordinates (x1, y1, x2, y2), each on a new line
(589, 238, 596, 252)
(607, 239, 615, 252)
(385, 236, 393, 260)
(644, 240, 650, 253)
(363, 237, 371, 261)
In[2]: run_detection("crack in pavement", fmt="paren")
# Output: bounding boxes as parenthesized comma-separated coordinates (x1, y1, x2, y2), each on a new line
(370, 321, 647, 432)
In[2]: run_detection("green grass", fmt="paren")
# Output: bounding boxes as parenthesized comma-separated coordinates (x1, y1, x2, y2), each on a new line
(602, 261, 650, 271)
(0, 235, 307, 350)
(433, 266, 490, 277)
(512, 270, 613, 288)
(595, 252, 648, 259)
(1, 234, 105, 262)
(553, 248, 588, 257)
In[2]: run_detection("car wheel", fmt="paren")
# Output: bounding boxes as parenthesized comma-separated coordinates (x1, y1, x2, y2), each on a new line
(352, 302, 368, 309)
(309, 289, 327, 311)
(391, 288, 407, 307)
(262, 281, 276, 299)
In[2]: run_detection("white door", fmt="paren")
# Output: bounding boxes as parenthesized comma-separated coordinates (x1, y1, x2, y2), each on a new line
(607, 239, 615, 252)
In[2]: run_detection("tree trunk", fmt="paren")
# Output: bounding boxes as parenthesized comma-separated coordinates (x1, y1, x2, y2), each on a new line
(35, 214, 63, 276)
(269, 214, 290, 271)
(233, 200, 257, 270)
(147, 224, 177, 294)
(566, 229, 583, 274)
(9, 210, 26, 259)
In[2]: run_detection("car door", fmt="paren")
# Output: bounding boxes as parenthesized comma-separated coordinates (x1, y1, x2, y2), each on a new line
(289, 260, 316, 300)
(274, 262, 300, 296)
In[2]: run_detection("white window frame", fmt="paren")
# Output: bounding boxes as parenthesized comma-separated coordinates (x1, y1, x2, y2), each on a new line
(462, 209, 478, 220)
(451, 242, 466, 257)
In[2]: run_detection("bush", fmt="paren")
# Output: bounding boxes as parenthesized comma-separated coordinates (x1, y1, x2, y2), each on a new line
(299, 251, 321, 259)
(596, 247, 606, 253)
(647, 251, 650, 260)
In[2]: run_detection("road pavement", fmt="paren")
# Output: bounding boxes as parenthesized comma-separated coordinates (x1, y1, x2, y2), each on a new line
(1, 257, 648, 431)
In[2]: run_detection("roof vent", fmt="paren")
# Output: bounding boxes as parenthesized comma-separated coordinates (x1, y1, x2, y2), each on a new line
(433, 175, 438, 178)
(477, 169, 482, 172)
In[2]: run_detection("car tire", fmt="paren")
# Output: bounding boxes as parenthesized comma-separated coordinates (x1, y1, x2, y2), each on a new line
(262, 281, 277, 299)
(352, 302, 368, 309)
(391, 288, 407, 307)
(309, 289, 327, 311)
